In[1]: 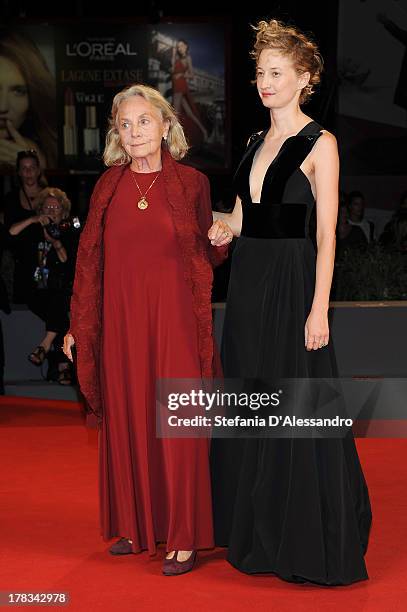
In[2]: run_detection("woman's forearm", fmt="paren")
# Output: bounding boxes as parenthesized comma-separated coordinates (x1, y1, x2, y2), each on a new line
(9, 217, 33, 236)
(311, 234, 336, 312)
(53, 241, 68, 262)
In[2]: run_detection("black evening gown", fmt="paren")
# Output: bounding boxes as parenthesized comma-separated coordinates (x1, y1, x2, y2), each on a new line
(210, 121, 372, 586)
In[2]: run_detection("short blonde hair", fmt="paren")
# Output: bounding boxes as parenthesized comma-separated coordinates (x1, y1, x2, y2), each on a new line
(34, 187, 71, 219)
(251, 19, 323, 105)
(103, 83, 189, 166)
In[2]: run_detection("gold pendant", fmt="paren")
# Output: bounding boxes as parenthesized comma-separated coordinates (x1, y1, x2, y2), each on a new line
(137, 197, 148, 210)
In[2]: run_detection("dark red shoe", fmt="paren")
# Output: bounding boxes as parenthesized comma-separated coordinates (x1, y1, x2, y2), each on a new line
(109, 538, 133, 555)
(162, 550, 197, 575)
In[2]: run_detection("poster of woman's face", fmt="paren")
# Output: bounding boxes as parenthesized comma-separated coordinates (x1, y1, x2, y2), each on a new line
(0, 27, 57, 171)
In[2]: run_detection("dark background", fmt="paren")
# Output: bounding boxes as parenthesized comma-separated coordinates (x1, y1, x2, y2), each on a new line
(1, 0, 339, 205)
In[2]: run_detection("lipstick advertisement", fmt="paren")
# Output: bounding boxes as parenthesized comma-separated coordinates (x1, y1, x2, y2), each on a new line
(55, 26, 149, 170)
(0, 23, 228, 174)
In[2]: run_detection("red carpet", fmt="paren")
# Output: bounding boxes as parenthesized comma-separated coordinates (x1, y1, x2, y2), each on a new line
(1, 396, 406, 611)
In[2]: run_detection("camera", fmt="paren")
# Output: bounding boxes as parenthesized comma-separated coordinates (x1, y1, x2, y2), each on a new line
(46, 216, 81, 240)
(46, 221, 61, 240)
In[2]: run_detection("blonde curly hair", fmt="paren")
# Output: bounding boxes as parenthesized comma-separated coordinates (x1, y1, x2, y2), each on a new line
(33, 187, 71, 219)
(251, 18, 324, 105)
(103, 83, 189, 166)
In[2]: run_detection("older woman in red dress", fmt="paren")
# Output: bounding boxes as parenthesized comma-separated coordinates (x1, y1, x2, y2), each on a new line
(63, 84, 231, 575)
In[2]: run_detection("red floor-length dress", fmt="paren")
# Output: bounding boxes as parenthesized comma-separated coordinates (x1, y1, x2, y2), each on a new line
(98, 166, 214, 554)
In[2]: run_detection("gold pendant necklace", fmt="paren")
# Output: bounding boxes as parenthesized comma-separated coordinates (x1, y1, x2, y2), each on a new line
(137, 197, 148, 210)
(129, 167, 161, 210)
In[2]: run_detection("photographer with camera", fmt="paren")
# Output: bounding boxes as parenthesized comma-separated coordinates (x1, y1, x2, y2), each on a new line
(9, 187, 81, 384)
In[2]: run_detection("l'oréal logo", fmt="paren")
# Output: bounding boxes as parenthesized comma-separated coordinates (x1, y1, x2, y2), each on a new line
(66, 41, 138, 58)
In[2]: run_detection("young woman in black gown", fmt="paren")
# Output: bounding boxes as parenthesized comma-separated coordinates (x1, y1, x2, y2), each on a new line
(208, 19, 372, 586)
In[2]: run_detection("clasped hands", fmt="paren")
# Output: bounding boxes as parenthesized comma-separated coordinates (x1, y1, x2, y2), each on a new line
(208, 220, 234, 247)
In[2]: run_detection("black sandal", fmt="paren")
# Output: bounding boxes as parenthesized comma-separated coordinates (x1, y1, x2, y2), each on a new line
(28, 345, 47, 366)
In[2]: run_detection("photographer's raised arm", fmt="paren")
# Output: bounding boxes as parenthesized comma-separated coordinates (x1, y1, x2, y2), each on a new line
(9, 216, 36, 236)
(8, 214, 49, 236)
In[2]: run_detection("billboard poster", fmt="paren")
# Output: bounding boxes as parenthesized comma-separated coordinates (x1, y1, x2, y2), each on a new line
(148, 23, 227, 169)
(55, 26, 149, 171)
(0, 22, 228, 173)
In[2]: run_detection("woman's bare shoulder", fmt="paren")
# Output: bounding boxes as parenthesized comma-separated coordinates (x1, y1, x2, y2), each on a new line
(316, 129, 337, 146)
(313, 129, 338, 159)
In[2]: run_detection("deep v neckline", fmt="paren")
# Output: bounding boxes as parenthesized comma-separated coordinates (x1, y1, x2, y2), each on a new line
(249, 120, 316, 203)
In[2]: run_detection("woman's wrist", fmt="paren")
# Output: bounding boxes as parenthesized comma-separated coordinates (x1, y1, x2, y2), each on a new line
(311, 303, 329, 314)
(213, 210, 231, 223)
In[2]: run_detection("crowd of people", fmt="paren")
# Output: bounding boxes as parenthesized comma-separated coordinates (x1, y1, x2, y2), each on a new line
(0, 149, 81, 389)
(337, 189, 407, 254)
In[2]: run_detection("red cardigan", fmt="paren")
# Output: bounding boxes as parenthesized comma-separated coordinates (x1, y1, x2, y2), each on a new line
(69, 148, 227, 420)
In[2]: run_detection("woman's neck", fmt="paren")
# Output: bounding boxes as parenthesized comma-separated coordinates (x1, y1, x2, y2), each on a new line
(22, 183, 41, 197)
(267, 108, 310, 139)
(20, 184, 40, 209)
(130, 153, 162, 173)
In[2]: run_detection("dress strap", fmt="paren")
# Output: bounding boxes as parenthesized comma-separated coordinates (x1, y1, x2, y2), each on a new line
(246, 130, 267, 147)
(304, 131, 323, 144)
(232, 132, 265, 197)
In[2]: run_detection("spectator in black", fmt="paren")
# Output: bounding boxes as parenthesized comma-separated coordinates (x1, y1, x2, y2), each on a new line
(336, 202, 369, 257)
(347, 191, 375, 244)
(380, 191, 407, 253)
(4, 149, 47, 303)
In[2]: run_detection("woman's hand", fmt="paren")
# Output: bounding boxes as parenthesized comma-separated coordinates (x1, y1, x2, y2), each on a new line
(33, 215, 51, 227)
(208, 219, 233, 247)
(0, 120, 46, 167)
(304, 308, 329, 351)
(63, 333, 75, 362)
